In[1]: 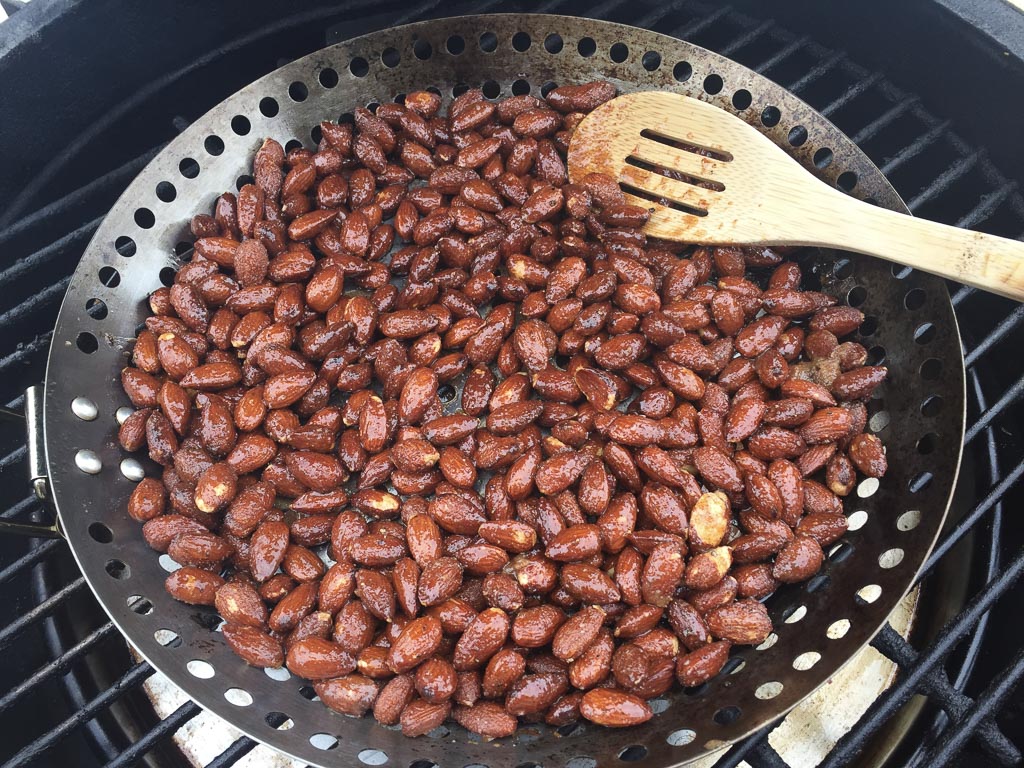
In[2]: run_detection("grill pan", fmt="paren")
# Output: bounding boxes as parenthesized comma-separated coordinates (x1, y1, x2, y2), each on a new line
(40, 14, 965, 768)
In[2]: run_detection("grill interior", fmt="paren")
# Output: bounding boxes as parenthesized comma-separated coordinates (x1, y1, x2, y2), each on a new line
(1, 1, 1023, 766)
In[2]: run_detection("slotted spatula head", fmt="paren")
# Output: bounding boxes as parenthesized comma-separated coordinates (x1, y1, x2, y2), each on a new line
(568, 90, 835, 244)
(568, 90, 1024, 300)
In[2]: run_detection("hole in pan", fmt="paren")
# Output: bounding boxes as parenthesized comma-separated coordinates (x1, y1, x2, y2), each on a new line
(642, 51, 662, 71)
(413, 39, 432, 60)
(610, 42, 629, 62)
(577, 37, 597, 57)
(319, 68, 339, 88)
(544, 33, 564, 54)
(479, 31, 498, 53)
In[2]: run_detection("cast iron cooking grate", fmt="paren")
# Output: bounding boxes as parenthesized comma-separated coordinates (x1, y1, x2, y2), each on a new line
(0, 1, 1022, 767)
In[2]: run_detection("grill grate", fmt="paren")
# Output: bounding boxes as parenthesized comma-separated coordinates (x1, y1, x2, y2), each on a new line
(0, 0, 1022, 766)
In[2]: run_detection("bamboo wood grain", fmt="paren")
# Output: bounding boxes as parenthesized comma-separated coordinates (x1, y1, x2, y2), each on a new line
(567, 91, 1024, 301)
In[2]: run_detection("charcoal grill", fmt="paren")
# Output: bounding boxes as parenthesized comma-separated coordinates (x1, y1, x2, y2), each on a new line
(30, 12, 966, 768)
(0, 1, 1019, 768)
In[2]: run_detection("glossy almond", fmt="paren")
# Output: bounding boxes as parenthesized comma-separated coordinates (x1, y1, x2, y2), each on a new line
(482, 648, 526, 698)
(560, 563, 620, 604)
(315, 674, 379, 716)
(127, 478, 165, 522)
(772, 536, 825, 583)
(552, 605, 605, 662)
(249, 521, 289, 582)
(400, 698, 451, 737)
(222, 623, 284, 668)
(417, 557, 464, 607)
(848, 432, 888, 477)
(215, 581, 268, 626)
(286, 637, 357, 679)
(546, 524, 602, 562)
(642, 543, 685, 607)
(676, 640, 731, 686)
(453, 608, 509, 670)
(505, 671, 569, 715)
(706, 599, 773, 645)
(580, 689, 652, 727)
(388, 616, 443, 673)
(453, 701, 518, 739)
(535, 452, 592, 495)
(165, 567, 224, 605)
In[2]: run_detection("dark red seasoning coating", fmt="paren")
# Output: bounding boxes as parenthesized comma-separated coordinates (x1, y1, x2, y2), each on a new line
(118, 80, 888, 739)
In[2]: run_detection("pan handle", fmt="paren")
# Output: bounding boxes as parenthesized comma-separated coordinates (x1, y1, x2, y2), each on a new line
(0, 386, 63, 539)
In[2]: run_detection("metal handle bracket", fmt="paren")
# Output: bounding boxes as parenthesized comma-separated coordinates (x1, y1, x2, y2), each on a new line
(0, 385, 63, 539)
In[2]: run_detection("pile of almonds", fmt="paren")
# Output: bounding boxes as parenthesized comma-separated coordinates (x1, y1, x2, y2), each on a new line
(118, 80, 888, 737)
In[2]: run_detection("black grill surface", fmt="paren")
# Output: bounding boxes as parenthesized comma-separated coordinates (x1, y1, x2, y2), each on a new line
(1, 1, 1023, 766)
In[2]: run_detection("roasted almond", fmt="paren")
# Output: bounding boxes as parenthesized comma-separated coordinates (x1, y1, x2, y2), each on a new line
(580, 689, 653, 727)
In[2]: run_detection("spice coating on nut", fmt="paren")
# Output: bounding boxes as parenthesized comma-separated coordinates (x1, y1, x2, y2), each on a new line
(119, 80, 887, 738)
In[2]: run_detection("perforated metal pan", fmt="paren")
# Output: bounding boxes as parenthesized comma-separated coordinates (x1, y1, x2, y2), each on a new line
(41, 14, 965, 768)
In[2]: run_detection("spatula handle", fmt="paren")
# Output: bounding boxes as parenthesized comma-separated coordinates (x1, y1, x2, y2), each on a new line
(811, 194, 1024, 302)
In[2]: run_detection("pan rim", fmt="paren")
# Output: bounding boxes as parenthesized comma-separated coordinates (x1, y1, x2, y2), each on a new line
(42, 12, 966, 767)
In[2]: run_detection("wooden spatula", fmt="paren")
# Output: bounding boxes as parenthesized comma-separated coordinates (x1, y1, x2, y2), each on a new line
(567, 90, 1024, 301)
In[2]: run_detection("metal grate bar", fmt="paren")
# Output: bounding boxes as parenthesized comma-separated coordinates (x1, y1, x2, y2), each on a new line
(922, 646, 1024, 766)
(957, 369, 1005, 690)
(0, 446, 26, 472)
(103, 700, 201, 768)
(745, 736, 789, 768)
(0, 661, 153, 768)
(819, 70, 884, 118)
(955, 181, 1020, 229)
(922, 461, 1024, 575)
(0, 335, 50, 374)
(0, 539, 62, 586)
(964, 305, 1024, 367)
(206, 737, 258, 768)
(0, 218, 101, 288)
(872, 625, 1019, 761)
(965, 374, 1024, 445)
(753, 35, 811, 74)
(627, 0, 684, 31)
(823, 547, 1024, 766)
(952, 285, 974, 308)
(533, 0, 572, 12)
(719, 19, 775, 56)
(0, 278, 71, 331)
(0, 576, 87, 652)
(2, 495, 39, 521)
(880, 120, 951, 175)
(785, 50, 845, 94)
(560, 0, 623, 23)
(907, 150, 984, 212)
(715, 723, 778, 767)
(851, 98, 919, 145)
(672, 5, 731, 38)
(0, 149, 157, 249)
(386, 0, 453, 27)
(0, 622, 118, 716)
